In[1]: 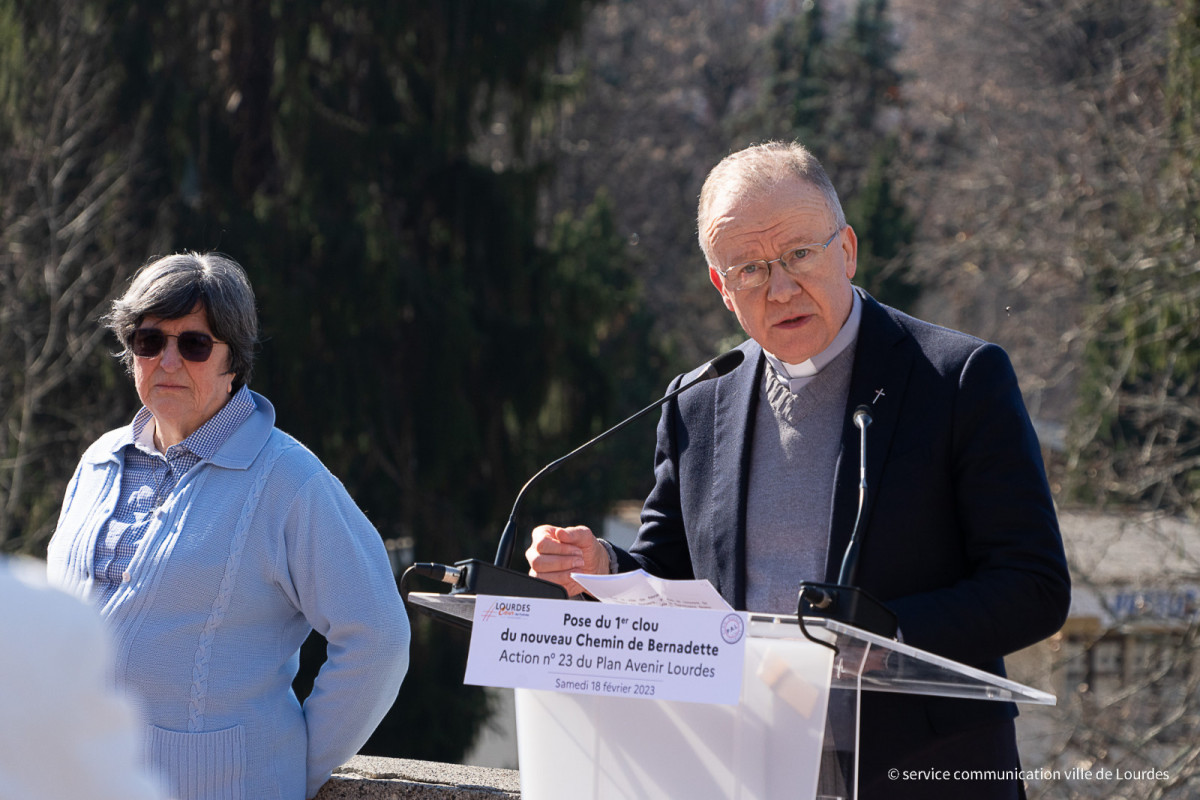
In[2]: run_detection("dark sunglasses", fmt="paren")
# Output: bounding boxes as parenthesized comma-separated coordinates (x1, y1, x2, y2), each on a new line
(130, 328, 226, 362)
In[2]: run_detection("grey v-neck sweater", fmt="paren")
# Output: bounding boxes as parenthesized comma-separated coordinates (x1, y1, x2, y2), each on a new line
(744, 343, 856, 613)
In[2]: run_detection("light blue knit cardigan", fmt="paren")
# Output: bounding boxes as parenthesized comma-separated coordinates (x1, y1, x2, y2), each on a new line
(48, 392, 410, 800)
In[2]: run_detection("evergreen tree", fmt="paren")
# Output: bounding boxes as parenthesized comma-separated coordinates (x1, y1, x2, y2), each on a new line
(2, 0, 661, 761)
(747, 0, 917, 310)
(843, 140, 918, 309)
(1067, 0, 1200, 517)
(759, 0, 829, 143)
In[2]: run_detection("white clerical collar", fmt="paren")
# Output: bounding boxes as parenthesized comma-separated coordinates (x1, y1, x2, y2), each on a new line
(765, 289, 862, 392)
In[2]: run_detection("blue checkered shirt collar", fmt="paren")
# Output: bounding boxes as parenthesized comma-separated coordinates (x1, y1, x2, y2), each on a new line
(129, 384, 256, 460)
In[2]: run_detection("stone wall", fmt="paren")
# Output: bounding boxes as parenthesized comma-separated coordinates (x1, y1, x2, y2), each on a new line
(315, 757, 520, 799)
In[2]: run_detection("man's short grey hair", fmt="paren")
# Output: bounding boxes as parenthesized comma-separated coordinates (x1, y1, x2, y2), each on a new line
(105, 252, 259, 390)
(697, 141, 847, 265)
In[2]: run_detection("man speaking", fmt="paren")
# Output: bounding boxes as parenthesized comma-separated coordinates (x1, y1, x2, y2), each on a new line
(525, 141, 1070, 799)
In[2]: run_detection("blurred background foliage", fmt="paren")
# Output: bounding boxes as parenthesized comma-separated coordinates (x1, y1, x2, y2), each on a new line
(2, 0, 1197, 776)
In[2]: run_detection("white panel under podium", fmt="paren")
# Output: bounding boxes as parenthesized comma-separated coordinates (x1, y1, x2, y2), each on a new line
(515, 630, 834, 800)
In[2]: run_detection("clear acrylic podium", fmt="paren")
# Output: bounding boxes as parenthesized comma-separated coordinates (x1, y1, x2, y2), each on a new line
(408, 592, 1055, 800)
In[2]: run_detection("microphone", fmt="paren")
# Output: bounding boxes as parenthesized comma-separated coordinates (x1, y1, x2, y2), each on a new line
(413, 349, 746, 601)
(796, 404, 898, 638)
(838, 405, 872, 586)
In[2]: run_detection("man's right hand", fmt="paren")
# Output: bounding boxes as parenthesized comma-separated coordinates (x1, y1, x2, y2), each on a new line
(526, 524, 610, 596)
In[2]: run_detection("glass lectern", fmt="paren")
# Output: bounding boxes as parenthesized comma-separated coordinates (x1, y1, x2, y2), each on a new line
(407, 592, 1054, 800)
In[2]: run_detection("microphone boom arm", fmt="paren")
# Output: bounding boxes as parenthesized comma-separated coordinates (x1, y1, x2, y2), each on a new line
(401, 349, 742, 607)
(837, 406, 872, 586)
(796, 404, 898, 638)
(493, 355, 738, 570)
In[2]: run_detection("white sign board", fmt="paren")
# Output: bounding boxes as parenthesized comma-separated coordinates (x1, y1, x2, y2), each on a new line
(465, 595, 748, 705)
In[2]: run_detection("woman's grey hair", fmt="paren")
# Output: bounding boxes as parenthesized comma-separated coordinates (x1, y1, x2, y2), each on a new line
(697, 141, 847, 265)
(105, 252, 259, 390)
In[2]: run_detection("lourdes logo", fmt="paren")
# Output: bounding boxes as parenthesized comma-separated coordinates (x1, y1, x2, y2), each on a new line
(481, 600, 532, 622)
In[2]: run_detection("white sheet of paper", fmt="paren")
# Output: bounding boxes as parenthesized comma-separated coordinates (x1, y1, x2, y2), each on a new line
(571, 568, 733, 610)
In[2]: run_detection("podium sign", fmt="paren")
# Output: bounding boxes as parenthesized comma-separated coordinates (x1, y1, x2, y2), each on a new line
(465, 595, 750, 705)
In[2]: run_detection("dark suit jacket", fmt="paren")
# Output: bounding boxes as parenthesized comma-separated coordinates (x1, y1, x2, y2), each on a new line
(614, 290, 1071, 799)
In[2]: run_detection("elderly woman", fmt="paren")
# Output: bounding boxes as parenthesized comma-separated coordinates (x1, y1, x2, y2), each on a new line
(47, 252, 410, 800)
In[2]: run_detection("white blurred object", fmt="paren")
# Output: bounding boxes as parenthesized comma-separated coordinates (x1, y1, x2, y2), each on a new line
(0, 557, 167, 800)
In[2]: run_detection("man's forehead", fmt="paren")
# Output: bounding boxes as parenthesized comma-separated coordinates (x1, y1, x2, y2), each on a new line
(704, 180, 834, 254)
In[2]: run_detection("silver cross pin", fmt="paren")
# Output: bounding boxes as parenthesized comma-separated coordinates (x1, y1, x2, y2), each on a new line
(872, 388, 886, 405)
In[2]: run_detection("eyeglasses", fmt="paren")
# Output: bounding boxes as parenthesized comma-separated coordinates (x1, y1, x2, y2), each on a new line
(130, 328, 226, 362)
(715, 229, 843, 292)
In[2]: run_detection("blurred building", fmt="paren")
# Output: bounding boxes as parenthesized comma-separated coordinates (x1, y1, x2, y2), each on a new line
(1010, 511, 1200, 797)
